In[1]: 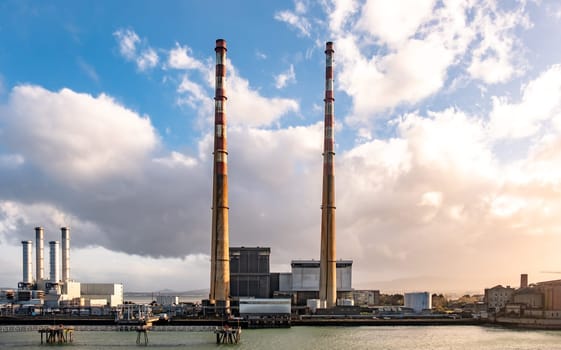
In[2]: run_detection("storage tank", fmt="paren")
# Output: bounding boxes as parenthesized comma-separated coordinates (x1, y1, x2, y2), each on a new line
(307, 299, 321, 313)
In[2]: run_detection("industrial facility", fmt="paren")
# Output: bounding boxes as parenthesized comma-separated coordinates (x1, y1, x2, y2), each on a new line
(3, 39, 350, 321)
(2, 227, 123, 315)
(230, 247, 271, 299)
(228, 246, 354, 310)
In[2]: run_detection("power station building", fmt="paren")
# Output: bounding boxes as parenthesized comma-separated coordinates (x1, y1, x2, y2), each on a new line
(227, 247, 353, 306)
(229, 247, 271, 299)
(14, 227, 123, 309)
(284, 260, 353, 305)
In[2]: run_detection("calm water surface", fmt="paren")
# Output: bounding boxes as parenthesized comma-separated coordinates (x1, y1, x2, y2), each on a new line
(1, 326, 561, 349)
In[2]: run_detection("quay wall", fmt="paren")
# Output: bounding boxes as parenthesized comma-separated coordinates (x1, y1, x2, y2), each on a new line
(292, 318, 483, 327)
(492, 317, 561, 330)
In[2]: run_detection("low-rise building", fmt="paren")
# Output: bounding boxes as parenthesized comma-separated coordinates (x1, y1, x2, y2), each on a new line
(484, 285, 515, 312)
(513, 287, 543, 309)
(536, 280, 561, 311)
(352, 290, 380, 306)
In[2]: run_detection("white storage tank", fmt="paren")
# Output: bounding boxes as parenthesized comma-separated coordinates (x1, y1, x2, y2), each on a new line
(404, 292, 432, 313)
(306, 299, 321, 313)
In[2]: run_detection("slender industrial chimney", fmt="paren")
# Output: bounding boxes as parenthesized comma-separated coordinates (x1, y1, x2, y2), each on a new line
(61, 227, 70, 282)
(21, 240, 33, 284)
(35, 227, 44, 282)
(209, 38, 230, 310)
(49, 240, 60, 283)
(521, 274, 528, 289)
(319, 41, 337, 308)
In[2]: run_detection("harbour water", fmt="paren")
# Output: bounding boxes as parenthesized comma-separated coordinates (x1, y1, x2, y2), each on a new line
(2, 325, 561, 349)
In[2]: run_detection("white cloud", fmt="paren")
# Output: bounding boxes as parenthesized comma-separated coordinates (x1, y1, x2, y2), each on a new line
(291, 0, 534, 124)
(227, 66, 300, 126)
(0, 85, 159, 183)
(113, 28, 159, 71)
(467, 1, 531, 83)
(274, 9, 311, 37)
(356, 0, 437, 47)
(113, 28, 139, 60)
(274, 64, 296, 89)
(331, 1, 477, 122)
(165, 43, 299, 128)
(153, 151, 197, 168)
(328, 0, 360, 34)
(176, 74, 212, 118)
(489, 64, 561, 140)
(136, 48, 159, 71)
(167, 43, 204, 70)
(192, 59, 299, 127)
(294, 0, 307, 14)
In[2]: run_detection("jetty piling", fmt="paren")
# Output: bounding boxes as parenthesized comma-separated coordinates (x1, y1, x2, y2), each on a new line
(136, 325, 150, 346)
(215, 325, 241, 344)
(38, 325, 74, 344)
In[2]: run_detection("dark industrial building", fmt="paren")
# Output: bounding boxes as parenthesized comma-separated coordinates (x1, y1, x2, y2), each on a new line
(229, 247, 271, 299)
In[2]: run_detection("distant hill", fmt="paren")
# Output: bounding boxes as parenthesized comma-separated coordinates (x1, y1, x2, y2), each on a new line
(125, 288, 209, 296)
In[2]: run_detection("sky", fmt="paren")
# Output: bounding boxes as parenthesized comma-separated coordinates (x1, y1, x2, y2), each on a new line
(1, 0, 561, 294)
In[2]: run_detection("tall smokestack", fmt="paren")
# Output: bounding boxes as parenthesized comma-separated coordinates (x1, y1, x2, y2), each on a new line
(61, 227, 70, 282)
(21, 240, 33, 284)
(49, 240, 60, 283)
(35, 227, 44, 282)
(319, 41, 337, 308)
(209, 38, 230, 310)
(521, 273, 528, 289)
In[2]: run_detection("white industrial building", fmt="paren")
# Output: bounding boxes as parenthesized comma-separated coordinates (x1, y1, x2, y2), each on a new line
(239, 298, 291, 315)
(80, 283, 124, 307)
(404, 292, 432, 313)
(156, 295, 179, 305)
(288, 260, 352, 292)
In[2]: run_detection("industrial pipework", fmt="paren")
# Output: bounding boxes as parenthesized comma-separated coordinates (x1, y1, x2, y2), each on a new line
(209, 38, 230, 310)
(319, 41, 337, 308)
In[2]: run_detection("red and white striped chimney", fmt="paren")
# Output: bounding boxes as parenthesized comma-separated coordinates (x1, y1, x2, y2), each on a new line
(209, 38, 230, 311)
(319, 41, 337, 308)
